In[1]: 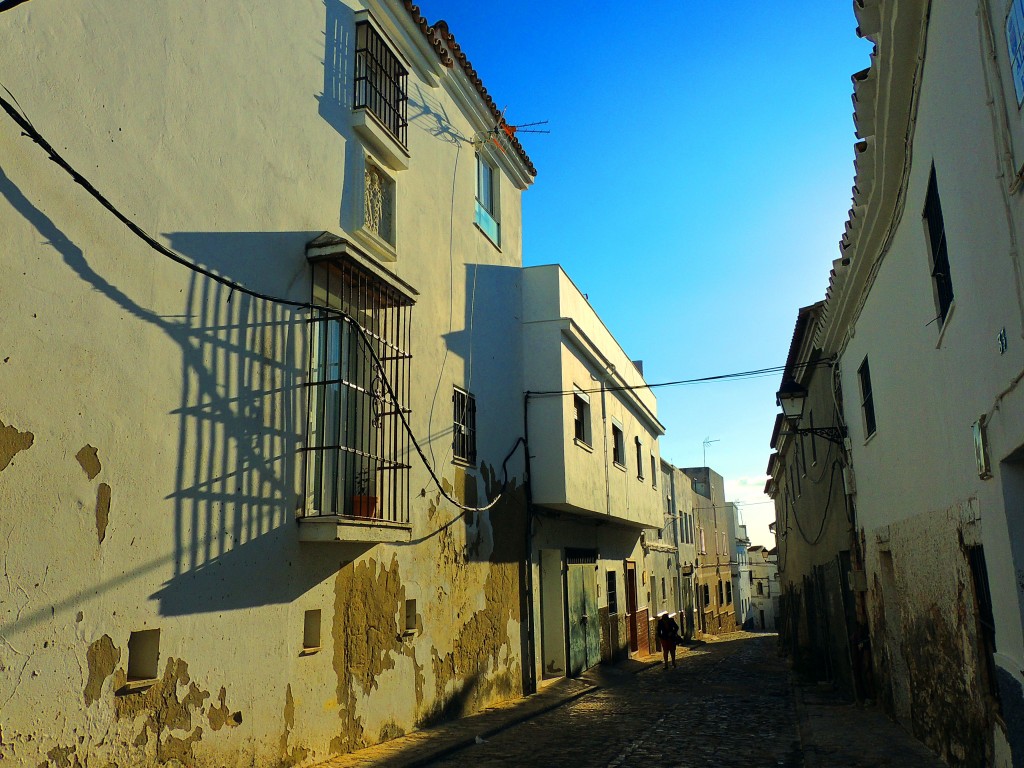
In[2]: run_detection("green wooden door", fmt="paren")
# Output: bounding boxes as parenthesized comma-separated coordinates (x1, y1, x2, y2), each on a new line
(568, 564, 586, 676)
(568, 563, 601, 676)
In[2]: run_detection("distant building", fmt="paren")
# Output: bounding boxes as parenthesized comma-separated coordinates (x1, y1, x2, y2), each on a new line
(747, 545, 779, 632)
(684, 467, 737, 634)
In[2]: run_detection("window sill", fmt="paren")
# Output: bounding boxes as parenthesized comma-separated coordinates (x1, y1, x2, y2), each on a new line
(862, 430, 877, 447)
(351, 225, 397, 264)
(573, 437, 593, 453)
(117, 678, 158, 695)
(613, 461, 626, 472)
(299, 646, 321, 657)
(297, 515, 412, 544)
(452, 456, 476, 469)
(473, 221, 501, 251)
(353, 108, 410, 171)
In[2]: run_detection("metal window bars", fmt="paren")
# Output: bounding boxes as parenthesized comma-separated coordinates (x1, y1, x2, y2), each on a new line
(452, 387, 476, 464)
(303, 259, 413, 523)
(354, 20, 409, 147)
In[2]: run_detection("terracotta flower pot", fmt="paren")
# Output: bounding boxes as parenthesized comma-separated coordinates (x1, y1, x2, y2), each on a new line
(351, 494, 378, 519)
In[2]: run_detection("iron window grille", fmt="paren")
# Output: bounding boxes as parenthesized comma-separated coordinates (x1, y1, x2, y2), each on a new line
(354, 20, 409, 147)
(453, 387, 477, 464)
(303, 258, 413, 523)
(924, 168, 954, 326)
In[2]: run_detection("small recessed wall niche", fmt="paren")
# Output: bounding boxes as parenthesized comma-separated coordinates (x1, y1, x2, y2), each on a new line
(403, 599, 417, 635)
(303, 609, 322, 654)
(127, 629, 160, 682)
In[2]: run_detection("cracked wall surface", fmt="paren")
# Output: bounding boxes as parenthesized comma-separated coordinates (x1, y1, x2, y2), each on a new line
(866, 507, 993, 767)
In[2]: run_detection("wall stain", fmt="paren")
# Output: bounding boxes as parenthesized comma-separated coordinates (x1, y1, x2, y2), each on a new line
(113, 657, 218, 764)
(42, 744, 82, 768)
(206, 686, 241, 731)
(75, 445, 101, 480)
(278, 683, 308, 767)
(83, 634, 120, 706)
(418, 471, 524, 728)
(95, 483, 111, 544)
(0, 419, 33, 472)
(330, 556, 406, 754)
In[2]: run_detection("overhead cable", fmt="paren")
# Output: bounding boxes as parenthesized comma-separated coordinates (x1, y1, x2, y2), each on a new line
(0, 86, 516, 513)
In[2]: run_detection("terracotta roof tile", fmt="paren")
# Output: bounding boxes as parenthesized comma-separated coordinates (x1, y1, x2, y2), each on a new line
(402, 2, 537, 177)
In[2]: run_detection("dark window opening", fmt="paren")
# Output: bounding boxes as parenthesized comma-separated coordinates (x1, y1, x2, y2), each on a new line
(607, 571, 618, 614)
(924, 167, 954, 326)
(612, 425, 625, 466)
(858, 356, 876, 437)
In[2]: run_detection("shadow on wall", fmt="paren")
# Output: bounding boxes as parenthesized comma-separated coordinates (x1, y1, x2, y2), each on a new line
(441, 264, 526, 563)
(0, 161, 342, 623)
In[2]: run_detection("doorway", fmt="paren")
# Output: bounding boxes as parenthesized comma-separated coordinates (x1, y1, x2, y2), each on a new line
(566, 550, 600, 676)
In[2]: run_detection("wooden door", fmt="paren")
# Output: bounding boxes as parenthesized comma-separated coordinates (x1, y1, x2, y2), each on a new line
(625, 561, 639, 652)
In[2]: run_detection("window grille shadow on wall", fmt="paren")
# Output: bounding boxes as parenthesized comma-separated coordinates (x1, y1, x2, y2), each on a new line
(303, 257, 413, 524)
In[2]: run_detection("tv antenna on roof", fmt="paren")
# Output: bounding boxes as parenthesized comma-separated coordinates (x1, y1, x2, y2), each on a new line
(475, 107, 550, 153)
(702, 437, 720, 466)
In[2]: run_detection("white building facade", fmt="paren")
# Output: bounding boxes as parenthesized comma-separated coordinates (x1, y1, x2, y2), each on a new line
(806, 0, 1024, 762)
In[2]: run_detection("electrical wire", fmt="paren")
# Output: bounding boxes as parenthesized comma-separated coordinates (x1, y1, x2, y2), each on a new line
(527, 358, 833, 399)
(0, 85, 517, 514)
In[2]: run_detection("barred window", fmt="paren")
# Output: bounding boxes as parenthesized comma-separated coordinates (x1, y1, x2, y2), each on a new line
(304, 258, 413, 522)
(453, 387, 477, 464)
(354, 20, 408, 146)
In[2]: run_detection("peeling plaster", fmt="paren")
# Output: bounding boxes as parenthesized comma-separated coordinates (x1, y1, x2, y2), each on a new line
(112, 657, 231, 764)
(84, 634, 119, 706)
(206, 686, 242, 731)
(0, 420, 33, 471)
(75, 445, 101, 480)
(95, 484, 111, 544)
(330, 555, 419, 754)
(278, 683, 308, 766)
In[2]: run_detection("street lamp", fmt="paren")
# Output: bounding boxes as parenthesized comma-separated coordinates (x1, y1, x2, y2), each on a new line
(775, 381, 847, 446)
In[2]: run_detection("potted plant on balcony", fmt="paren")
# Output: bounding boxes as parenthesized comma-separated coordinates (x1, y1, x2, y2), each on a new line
(351, 465, 378, 519)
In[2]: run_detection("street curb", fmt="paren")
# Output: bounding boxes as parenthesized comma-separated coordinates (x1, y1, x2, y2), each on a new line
(791, 677, 817, 768)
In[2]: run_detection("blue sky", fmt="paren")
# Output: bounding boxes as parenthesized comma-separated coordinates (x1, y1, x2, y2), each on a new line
(414, 1, 873, 545)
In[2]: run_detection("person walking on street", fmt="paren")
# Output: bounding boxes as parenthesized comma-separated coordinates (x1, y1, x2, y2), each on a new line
(657, 610, 680, 668)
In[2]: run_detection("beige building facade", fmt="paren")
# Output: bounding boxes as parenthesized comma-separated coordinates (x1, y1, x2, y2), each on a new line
(0, 2, 538, 765)
(522, 264, 665, 677)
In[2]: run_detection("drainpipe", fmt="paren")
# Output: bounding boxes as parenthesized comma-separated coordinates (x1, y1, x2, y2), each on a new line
(522, 392, 537, 695)
(600, 377, 611, 517)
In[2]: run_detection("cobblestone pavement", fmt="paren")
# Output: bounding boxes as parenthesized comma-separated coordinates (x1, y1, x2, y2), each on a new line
(427, 634, 800, 767)
(322, 632, 947, 768)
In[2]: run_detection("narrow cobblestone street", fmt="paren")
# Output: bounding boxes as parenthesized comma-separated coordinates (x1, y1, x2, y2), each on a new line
(325, 632, 947, 768)
(427, 634, 799, 767)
